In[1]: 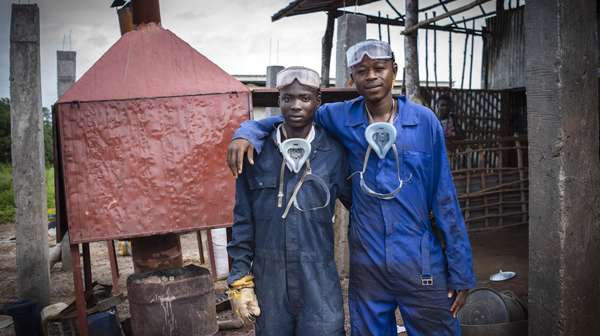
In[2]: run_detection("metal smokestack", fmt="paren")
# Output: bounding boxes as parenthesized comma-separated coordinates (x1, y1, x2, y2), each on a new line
(117, 4, 134, 35)
(132, 0, 161, 26)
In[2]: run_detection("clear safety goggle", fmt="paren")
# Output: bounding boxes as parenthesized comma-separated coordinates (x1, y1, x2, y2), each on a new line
(278, 159, 331, 219)
(346, 39, 394, 68)
(353, 144, 411, 199)
(276, 66, 320, 90)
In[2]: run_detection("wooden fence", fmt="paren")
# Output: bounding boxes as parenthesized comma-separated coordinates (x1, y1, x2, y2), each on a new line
(448, 137, 528, 231)
(423, 88, 527, 140)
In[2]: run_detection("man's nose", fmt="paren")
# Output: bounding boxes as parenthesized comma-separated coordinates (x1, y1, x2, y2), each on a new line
(290, 99, 302, 110)
(366, 68, 378, 80)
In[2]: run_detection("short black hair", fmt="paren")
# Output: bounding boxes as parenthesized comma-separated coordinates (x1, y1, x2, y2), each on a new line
(437, 94, 454, 104)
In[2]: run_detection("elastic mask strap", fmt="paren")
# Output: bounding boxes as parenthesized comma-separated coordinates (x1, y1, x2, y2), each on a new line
(277, 160, 286, 208)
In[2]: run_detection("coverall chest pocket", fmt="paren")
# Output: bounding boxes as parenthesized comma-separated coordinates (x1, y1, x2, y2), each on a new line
(400, 150, 432, 222)
(248, 175, 278, 221)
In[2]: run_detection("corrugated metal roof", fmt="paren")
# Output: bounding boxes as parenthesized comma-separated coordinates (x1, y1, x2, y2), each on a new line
(58, 23, 248, 104)
(272, 0, 379, 21)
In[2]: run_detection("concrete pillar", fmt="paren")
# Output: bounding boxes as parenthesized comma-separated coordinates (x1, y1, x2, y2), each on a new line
(57, 51, 76, 98)
(525, 0, 600, 335)
(265, 65, 283, 117)
(404, 0, 420, 101)
(335, 14, 366, 87)
(9, 4, 50, 307)
(332, 14, 365, 278)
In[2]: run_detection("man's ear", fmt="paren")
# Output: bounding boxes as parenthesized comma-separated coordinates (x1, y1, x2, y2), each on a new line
(393, 62, 398, 76)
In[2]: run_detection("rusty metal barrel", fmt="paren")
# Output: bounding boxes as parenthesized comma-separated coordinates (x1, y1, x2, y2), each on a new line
(127, 265, 217, 336)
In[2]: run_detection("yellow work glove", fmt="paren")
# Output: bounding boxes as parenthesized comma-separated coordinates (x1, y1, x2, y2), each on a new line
(227, 275, 261, 326)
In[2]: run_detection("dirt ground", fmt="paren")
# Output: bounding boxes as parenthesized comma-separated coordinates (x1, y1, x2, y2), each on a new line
(0, 224, 527, 335)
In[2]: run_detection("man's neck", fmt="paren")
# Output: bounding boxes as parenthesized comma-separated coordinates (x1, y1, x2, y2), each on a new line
(283, 123, 312, 139)
(365, 92, 394, 122)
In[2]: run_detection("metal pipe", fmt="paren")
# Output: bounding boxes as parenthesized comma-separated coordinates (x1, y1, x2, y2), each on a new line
(117, 4, 134, 35)
(131, 233, 183, 273)
(132, 0, 161, 26)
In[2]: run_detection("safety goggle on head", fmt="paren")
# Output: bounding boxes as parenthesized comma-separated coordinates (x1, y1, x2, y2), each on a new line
(276, 66, 321, 90)
(346, 39, 394, 68)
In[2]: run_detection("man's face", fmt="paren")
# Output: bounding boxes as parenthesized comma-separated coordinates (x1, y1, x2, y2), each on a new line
(279, 80, 320, 129)
(350, 56, 397, 102)
(438, 99, 451, 119)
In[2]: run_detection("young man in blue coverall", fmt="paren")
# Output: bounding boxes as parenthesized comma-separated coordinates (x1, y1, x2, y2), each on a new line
(227, 40, 476, 335)
(226, 67, 351, 336)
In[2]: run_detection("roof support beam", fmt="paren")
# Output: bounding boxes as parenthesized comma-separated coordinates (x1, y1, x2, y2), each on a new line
(334, 10, 482, 35)
(403, 0, 492, 35)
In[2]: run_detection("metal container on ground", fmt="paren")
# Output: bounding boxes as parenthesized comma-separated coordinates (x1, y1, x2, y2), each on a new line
(127, 264, 217, 336)
(458, 288, 527, 336)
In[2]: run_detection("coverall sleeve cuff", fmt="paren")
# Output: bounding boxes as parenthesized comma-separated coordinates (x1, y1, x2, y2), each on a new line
(232, 133, 264, 154)
(227, 272, 251, 287)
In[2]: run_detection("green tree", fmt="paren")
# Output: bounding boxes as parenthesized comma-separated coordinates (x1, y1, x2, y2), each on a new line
(42, 107, 53, 166)
(0, 98, 10, 164)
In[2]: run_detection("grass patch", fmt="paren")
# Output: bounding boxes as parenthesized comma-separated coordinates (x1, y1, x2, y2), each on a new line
(0, 164, 55, 224)
(0, 164, 14, 224)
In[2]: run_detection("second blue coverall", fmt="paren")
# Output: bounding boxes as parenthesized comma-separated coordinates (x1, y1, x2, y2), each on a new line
(234, 96, 476, 336)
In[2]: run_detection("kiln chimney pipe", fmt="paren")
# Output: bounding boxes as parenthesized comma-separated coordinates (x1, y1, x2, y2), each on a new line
(117, 4, 134, 35)
(132, 0, 161, 26)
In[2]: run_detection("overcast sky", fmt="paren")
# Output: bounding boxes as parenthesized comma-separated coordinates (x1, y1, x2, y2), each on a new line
(0, 0, 492, 107)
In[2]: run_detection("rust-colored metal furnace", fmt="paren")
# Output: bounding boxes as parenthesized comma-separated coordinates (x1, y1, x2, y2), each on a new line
(55, 23, 249, 243)
(53, 19, 250, 336)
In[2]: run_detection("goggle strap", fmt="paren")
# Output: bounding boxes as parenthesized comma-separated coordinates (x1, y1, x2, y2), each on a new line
(293, 172, 331, 213)
(277, 160, 285, 208)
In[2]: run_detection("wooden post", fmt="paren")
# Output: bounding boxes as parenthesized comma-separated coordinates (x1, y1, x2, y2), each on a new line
(433, 11, 438, 88)
(468, 20, 475, 89)
(378, 11, 382, 40)
(10, 4, 50, 307)
(460, 19, 469, 89)
(425, 13, 429, 88)
(404, 0, 420, 100)
(321, 11, 335, 87)
(449, 32, 453, 88)
(386, 14, 391, 44)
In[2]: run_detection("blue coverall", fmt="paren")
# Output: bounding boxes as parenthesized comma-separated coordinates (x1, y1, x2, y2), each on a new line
(227, 125, 351, 336)
(234, 96, 476, 336)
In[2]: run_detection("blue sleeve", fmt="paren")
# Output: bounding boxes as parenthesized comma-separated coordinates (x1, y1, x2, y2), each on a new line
(314, 103, 345, 141)
(430, 119, 476, 290)
(233, 115, 283, 154)
(226, 171, 255, 285)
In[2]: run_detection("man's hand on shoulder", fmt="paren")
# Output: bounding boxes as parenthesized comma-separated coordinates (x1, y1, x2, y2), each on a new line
(227, 139, 254, 178)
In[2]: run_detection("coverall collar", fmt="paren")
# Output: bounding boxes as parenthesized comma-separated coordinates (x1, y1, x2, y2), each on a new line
(270, 122, 331, 152)
(345, 96, 419, 127)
